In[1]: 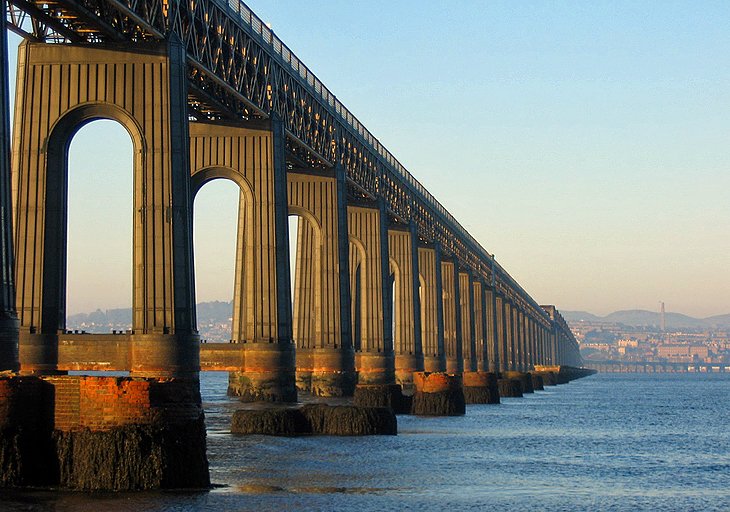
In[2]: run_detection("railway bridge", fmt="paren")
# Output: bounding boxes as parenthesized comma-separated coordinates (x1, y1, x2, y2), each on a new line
(0, 0, 581, 489)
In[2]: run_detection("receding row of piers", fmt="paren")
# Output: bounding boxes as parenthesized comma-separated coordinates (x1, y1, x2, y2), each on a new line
(0, 39, 585, 490)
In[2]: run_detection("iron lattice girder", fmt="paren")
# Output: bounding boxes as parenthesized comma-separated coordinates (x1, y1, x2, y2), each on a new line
(4, 0, 550, 323)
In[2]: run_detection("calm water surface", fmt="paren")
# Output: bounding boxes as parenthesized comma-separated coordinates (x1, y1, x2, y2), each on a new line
(3, 372, 730, 511)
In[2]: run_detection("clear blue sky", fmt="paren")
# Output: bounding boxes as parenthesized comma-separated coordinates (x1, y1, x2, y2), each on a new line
(6, 1, 730, 317)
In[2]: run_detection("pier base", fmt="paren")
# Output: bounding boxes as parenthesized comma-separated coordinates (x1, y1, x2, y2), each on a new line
(310, 348, 357, 397)
(531, 373, 544, 390)
(227, 343, 297, 402)
(410, 372, 465, 416)
(230, 404, 397, 436)
(395, 354, 422, 392)
(535, 371, 558, 386)
(353, 384, 410, 414)
(0, 375, 209, 490)
(498, 378, 524, 398)
(462, 371, 500, 404)
(503, 371, 534, 393)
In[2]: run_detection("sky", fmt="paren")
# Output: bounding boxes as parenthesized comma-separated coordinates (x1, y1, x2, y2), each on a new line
(5, 1, 730, 318)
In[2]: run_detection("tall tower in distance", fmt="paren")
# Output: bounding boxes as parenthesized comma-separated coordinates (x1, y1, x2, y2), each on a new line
(660, 301, 666, 332)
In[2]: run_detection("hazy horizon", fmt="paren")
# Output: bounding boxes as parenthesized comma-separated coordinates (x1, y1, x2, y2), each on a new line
(6, 1, 729, 318)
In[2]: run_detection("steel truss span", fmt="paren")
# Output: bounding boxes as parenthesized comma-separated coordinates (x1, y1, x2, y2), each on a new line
(5, 0, 545, 323)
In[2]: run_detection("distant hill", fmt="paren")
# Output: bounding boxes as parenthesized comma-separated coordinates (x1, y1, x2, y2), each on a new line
(68, 300, 233, 330)
(562, 309, 730, 329)
(560, 311, 602, 323)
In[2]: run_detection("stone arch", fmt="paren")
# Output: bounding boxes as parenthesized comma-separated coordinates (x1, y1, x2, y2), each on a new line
(348, 235, 367, 351)
(41, 103, 145, 332)
(287, 204, 323, 349)
(388, 257, 401, 352)
(190, 166, 256, 342)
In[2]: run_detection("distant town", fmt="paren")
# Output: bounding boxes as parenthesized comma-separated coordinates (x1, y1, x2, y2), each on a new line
(564, 308, 730, 372)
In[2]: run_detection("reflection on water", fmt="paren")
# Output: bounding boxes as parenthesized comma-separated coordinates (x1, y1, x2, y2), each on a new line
(2, 372, 730, 511)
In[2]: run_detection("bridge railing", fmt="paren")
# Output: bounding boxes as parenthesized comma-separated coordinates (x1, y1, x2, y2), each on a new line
(211, 0, 548, 320)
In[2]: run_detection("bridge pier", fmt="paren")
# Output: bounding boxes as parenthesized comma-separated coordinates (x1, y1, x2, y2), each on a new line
(288, 170, 356, 397)
(418, 245, 446, 372)
(442, 260, 463, 374)
(388, 226, 423, 389)
(459, 271, 476, 373)
(189, 119, 297, 402)
(4, 40, 209, 489)
(348, 204, 395, 386)
(473, 280, 487, 371)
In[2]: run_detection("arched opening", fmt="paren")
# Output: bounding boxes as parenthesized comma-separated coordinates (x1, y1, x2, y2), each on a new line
(288, 211, 322, 351)
(419, 273, 429, 355)
(192, 178, 240, 342)
(349, 237, 367, 352)
(66, 119, 133, 333)
(388, 259, 400, 353)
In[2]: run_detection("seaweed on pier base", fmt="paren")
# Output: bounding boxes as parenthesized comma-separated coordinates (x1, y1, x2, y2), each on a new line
(462, 372, 500, 405)
(230, 404, 397, 436)
(353, 384, 410, 414)
(410, 372, 465, 416)
(498, 378, 524, 398)
(531, 373, 545, 391)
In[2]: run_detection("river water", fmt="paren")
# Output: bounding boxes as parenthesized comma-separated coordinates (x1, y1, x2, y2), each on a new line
(2, 372, 730, 511)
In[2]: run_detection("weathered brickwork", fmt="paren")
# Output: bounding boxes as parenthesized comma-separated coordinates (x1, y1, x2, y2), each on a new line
(41, 376, 202, 431)
(0, 375, 209, 489)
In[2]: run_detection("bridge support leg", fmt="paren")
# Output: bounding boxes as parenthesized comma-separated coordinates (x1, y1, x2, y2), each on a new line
(349, 205, 410, 411)
(388, 226, 423, 390)
(473, 281, 486, 372)
(288, 171, 355, 397)
(348, 204, 395, 385)
(485, 286, 498, 372)
(189, 120, 296, 402)
(459, 271, 476, 372)
(418, 246, 445, 372)
(495, 293, 508, 373)
(6, 40, 208, 489)
(442, 261, 463, 374)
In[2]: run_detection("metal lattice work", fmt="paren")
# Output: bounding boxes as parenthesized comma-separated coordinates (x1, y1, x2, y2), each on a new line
(4, 0, 550, 323)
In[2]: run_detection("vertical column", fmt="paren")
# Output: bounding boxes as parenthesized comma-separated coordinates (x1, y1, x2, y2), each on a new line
(518, 308, 525, 371)
(418, 245, 445, 372)
(388, 226, 423, 388)
(473, 280, 486, 371)
(291, 218, 316, 388)
(507, 301, 517, 371)
(191, 120, 295, 401)
(532, 320, 539, 368)
(225, 117, 296, 401)
(348, 204, 394, 385)
(459, 272, 476, 372)
(441, 260, 462, 374)
(526, 317, 534, 369)
(514, 308, 523, 370)
(522, 312, 530, 370)
(485, 286, 499, 372)
(0, 1, 18, 371)
(286, 169, 355, 397)
(494, 293, 507, 372)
